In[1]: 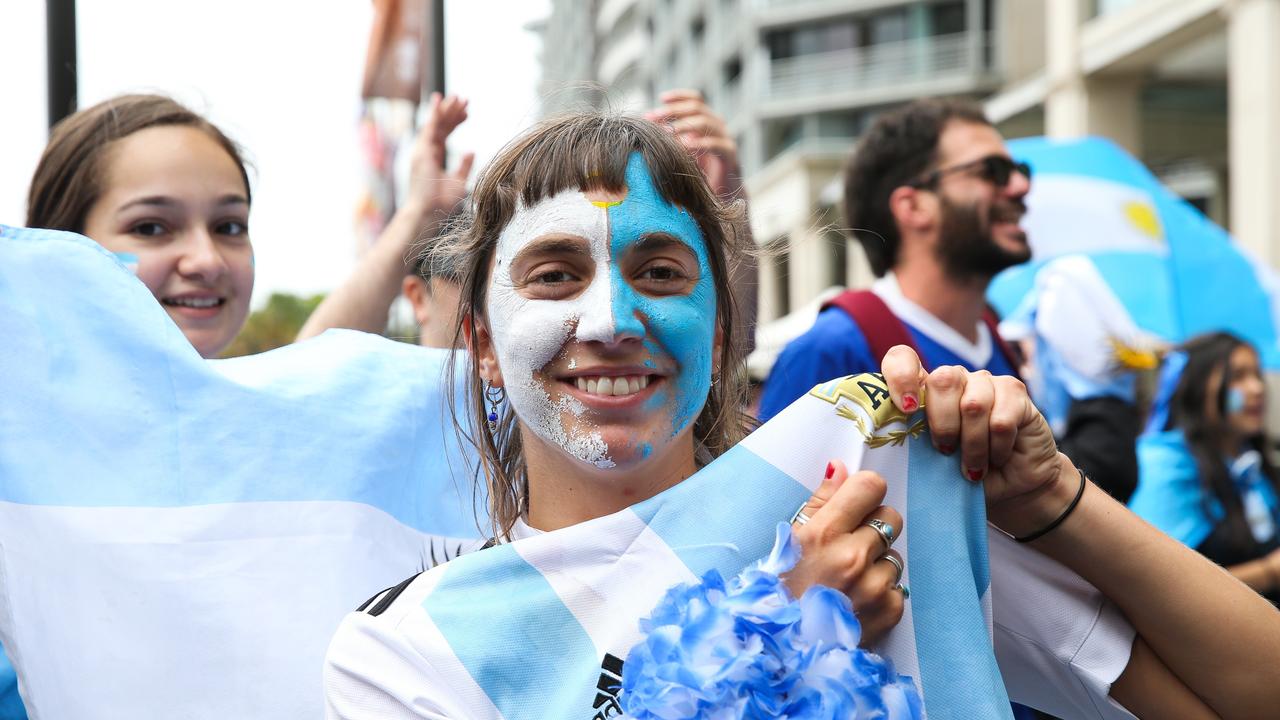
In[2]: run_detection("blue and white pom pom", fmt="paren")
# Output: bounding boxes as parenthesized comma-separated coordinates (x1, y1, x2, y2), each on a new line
(621, 522, 922, 720)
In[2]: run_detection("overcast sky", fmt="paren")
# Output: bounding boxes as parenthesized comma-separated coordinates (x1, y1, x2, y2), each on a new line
(0, 0, 550, 305)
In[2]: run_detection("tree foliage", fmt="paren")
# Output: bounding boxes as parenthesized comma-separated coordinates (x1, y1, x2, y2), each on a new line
(220, 292, 326, 358)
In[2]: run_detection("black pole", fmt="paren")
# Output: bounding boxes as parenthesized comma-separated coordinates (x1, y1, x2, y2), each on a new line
(46, 0, 77, 129)
(426, 0, 445, 97)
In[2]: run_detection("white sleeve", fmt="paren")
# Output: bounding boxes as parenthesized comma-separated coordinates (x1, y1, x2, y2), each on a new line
(989, 529, 1139, 720)
(324, 611, 452, 720)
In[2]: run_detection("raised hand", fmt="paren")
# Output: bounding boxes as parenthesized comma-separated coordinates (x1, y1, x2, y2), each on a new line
(406, 92, 475, 221)
(644, 89, 742, 201)
(784, 459, 906, 647)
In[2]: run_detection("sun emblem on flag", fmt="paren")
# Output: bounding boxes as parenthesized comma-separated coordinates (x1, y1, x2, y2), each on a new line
(809, 373, 926, 447)
(1122, 200, 1162, 241)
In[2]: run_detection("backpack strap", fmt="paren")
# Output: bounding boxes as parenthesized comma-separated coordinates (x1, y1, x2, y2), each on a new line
(821, 290, 929, 371)
(982, 307, 1024, 381)
(823, 290, 1024, 380)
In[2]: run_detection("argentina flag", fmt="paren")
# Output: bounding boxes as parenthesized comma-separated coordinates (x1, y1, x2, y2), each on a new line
(325, 376, 1135, 718)
(989, 136, 1280, 368)
(0, 225, 484, 718)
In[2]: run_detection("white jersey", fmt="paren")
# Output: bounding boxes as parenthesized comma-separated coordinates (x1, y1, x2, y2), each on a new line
(324, 375, 1137, 719)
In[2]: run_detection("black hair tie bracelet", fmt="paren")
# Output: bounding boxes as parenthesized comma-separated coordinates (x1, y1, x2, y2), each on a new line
(1012, 467, 1088, 544)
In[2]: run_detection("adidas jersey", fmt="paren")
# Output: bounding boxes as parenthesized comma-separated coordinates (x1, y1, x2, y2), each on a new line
(323, 375, 1137, 720)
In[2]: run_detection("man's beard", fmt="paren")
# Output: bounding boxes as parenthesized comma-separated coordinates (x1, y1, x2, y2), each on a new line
(934, 196, 1031, 282)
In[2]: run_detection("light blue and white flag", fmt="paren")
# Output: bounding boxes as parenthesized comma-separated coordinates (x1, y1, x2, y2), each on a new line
(989, 136, 1280, 368)
(326, 362, 1137, 718)
(0, 225, 483, 718)
(327, 373, 1013, 718)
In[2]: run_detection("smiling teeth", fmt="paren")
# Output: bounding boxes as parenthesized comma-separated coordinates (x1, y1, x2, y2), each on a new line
(165, 297, 221, 308)
(574, 375, 650, 397)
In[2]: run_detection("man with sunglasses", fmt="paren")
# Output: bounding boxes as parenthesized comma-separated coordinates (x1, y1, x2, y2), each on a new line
(760, 99, 1033, 421)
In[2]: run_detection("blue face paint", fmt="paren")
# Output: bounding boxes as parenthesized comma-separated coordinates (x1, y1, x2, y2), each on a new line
(113, 252, 139, 274)
(606, 153, 717, 439)
(1227, 387, 1247, 415)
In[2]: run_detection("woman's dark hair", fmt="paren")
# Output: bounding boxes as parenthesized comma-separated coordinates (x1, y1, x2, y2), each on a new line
(1168, 331, 1277, 560)
(433, 111, 754, 538)
(27, 94, 252, 233)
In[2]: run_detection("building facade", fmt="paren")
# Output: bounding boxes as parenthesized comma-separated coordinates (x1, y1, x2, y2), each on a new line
(534, 0, 1271, 371)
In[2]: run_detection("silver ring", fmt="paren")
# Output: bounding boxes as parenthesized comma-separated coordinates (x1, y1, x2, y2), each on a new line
(895, 582, 910, 599)
(866, 518, 896, 549)
(879, 553, 904, 585)
(791, 505, 813, 526)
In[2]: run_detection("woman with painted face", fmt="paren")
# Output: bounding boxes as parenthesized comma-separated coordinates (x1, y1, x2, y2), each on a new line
(27, 94, 255, 359)
(1131, 332, 1280, 601)
(324, 113, 1280, 719)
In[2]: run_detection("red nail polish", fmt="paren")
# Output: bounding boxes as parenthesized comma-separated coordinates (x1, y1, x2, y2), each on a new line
(938, 444, 954, 455)
(824, 462, 835, 480)
(901, 394, 918, 412)
(967, 468, 984, 482)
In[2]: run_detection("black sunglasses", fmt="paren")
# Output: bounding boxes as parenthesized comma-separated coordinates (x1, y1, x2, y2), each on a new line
(909, 155, 1032, 189)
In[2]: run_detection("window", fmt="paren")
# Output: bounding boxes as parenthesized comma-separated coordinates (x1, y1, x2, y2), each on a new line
(772, 241, 791, 316)
(828, 234, 848, 288)
(817, 110, 864, 138)
(930, 1, 966, 35)
(723, 55, 742, 84)
(766, 18, 858, 59)
(869, 10, 908, 44)
(764, 117, 803, 161)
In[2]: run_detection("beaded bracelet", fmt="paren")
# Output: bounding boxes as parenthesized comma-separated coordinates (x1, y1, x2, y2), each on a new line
(1013, 467, 1088, 544)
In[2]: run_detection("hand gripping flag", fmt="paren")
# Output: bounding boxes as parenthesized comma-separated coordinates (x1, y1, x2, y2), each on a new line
(0, 226, 483, 718)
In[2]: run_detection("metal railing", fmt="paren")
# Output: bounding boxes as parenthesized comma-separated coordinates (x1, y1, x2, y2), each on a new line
(765, 31, 990, 102)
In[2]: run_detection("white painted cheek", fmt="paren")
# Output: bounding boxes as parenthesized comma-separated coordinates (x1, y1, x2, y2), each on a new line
(487, 191, 607, 381)
(484, 190, 615, 468)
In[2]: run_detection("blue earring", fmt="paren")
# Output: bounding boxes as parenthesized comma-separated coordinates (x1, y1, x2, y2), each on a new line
(485, 382, 505, 431)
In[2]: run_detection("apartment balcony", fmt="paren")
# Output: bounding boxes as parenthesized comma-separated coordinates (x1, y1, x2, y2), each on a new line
(759, 31, 997, 117)
(757, 0, 920, 28)
(598, 22, 647, 85)
(597, 0, 641, 35)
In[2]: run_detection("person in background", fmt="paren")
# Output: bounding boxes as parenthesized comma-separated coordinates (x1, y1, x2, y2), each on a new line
(401, 249, 465, 349)
(297, 92, 474, 343)
(16, 91, 259, 720)
(758, 98, 1137, 501)
(26, 94, 255, 359)
(1131, 332, 1280, 602)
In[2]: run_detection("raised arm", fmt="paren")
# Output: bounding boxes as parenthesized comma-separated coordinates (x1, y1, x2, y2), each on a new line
(298, 93, 474, 341)
(882, 344, 1280, 718)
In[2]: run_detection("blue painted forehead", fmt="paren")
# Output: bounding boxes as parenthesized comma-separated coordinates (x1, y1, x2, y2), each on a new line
(608, 152, 707, 250)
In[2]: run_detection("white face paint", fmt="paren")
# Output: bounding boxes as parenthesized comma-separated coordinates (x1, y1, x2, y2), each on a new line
(484, 154, 718, 472)
(486, 189, 617, 467)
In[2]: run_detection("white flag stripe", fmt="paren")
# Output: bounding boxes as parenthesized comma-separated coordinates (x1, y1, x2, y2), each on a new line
(0, 500, 437, 718)
(514, 511, 699, 659)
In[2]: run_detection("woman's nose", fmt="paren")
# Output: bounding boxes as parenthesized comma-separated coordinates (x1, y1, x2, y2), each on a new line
(176, 229, 229, 281)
